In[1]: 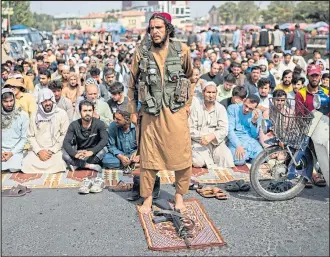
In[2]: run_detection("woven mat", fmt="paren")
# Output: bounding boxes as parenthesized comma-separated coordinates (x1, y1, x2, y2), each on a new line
(137, 198, 226, 251)
(1, 165, 250, 189)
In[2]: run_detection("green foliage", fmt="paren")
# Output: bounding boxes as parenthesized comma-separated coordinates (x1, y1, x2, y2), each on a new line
(7, 1, 34, 27)
(217, 1, 329, 25)
(293, 1, 329, 22)
(103, 15, 118, 23)
(260, 1, 297, 24)
(31, 12, 56, 31)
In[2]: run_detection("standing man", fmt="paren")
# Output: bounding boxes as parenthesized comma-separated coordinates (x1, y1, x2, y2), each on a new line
(127, 12, 193, 214)
(289, 24, 307, 56)
(233, 27, 241, 50)
(1, 33, 11, 63)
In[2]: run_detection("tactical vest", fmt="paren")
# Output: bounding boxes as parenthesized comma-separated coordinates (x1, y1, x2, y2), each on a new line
(137, 39, 190, 116)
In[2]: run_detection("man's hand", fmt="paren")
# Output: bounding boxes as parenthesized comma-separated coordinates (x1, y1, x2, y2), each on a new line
(251, 109, 259, 124)
(118, 154, 131, 167)
(75, 151, 85, 159)
(3, 152, 13, 161)
(38, 150, 52, 161)
(233, 98, 243, 104)
(185, 106, 191, 116)
(131, 113, 138, 125)
(82, 150, 94, 158)
(2, 152, 6, 162)
(93, 111, 100, 119)
(235, 146, 246, 161)
(200, 134, 216, 146)
(130, 152, 140, 163)
(257, 105, 267, 113)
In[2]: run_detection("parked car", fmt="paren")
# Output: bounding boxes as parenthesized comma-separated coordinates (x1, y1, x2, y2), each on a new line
(9, 41, 29, 61)
(10, 26, 44, 51)
(7, 36, 33, 59)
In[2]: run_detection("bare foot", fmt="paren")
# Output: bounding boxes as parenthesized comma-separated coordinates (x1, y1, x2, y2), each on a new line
(174, 193, 186, 212)
(138, 196, 153, 214)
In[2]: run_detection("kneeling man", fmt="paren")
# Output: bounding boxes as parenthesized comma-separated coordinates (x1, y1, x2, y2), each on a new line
(22, 88, 69, 173)
(227, 94, 263, 166)
(1, 88, 29, 172)
(62, 100, 108, 177)
(189, 82, 234, 168)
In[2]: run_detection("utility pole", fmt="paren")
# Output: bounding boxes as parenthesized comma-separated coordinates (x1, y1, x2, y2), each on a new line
(7, 1, 10, 34)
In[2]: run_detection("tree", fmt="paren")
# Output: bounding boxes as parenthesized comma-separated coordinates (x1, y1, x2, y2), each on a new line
(31, 12, 56, 31)
(218, 2, 238, 24)
(8, 1, 34, 27)
(236, 1, 260, 25)
(260, 1, 297, 24)
(293, 1, 329, 23)
(106, 9, 115, 13)
(103, 15, 118, 23)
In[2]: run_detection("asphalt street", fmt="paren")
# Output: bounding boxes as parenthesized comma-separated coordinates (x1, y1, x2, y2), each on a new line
(2, 184, 329, 256)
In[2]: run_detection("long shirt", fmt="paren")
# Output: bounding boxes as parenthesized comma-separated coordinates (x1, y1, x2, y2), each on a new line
(63, 117, 108, 157)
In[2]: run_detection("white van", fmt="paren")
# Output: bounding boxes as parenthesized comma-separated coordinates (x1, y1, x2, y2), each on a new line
(7, 36, 33, 59)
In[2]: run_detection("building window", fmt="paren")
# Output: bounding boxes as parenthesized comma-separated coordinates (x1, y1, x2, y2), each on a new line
(181, 8, 184, 14)
(176, 8, 180, 14)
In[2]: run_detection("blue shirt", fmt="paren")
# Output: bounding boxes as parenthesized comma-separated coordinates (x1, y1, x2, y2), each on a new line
(227, 104, 262, 148)
(107, 122, 137, 156)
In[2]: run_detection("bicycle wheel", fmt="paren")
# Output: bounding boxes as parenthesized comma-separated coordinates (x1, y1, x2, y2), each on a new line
(250, 145, 313, 201)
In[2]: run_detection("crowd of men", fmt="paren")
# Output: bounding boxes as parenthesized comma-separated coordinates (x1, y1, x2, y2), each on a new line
(1, 21, 329, 194)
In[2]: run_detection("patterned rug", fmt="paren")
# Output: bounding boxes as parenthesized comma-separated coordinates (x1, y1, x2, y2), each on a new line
(1, 165, 250, 189)
(137, 198, 226, 251)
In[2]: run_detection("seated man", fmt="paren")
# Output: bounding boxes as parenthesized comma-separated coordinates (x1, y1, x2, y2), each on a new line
(220, 85, 247, 109)
(227, 94, 263, 166)
(189, 81, 234, 168)
(74, 83, 113, 126)
(103, 109, 139, 171)
(1, 88, 29, 173)
(255, 77, 272, 118)
(216, 73, 236, 102)
(48, 80, 74, 121)
(107, 82, 128, 115)
(22, 88, 69, 174)
(62, 100, 109, 193)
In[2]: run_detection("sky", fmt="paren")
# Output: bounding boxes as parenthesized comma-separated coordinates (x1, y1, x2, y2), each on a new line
(30, 1, 270, 18)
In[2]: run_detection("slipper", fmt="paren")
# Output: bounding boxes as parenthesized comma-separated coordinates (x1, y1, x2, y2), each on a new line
(196, 187, 216, 198)
(189, 182, 202, 190)
(2, 185, 27, 197)
(312, 174, 326, 187)
(109, 180, 134, 192)
(215, 192, 228, 200)
(236, 180, 251, 192)
(224, 181, 240, 192)
(16, 184, 32, 193)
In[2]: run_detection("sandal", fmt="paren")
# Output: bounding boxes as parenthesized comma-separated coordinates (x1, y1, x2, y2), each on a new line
(109, 180, 134, 192)
(312, 174, 326, 187)
(196, 186, 216, 198)
(305, 181, 313, 188)
(236, 180, 251, 192)
(2, 185, 28, 197)
(224, 181, 240, 192)
(215, 192, 228, 200)
(16, 184, 32, 193)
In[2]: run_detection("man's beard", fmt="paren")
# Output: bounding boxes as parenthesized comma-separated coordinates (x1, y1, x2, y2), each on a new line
(3, 105, 14, 112)
(43, 104, 53, 113)
(310, 82, 319, 88)
(152, 34, 168, 48)
(283, 80, 291, 86)
(82, 115, 92, 122)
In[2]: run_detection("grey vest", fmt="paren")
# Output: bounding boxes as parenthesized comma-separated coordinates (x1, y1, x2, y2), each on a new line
(137, 40, 190, 116)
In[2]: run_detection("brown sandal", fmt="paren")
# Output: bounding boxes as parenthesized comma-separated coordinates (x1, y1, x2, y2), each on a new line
(197, 186, 223, 198)
(215, 192, 228, 200)
(109, 180, 134, 192)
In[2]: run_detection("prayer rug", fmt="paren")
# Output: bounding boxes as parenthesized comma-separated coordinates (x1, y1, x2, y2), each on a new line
(1, 166, 250, 189)
(137, 198, 226, 251)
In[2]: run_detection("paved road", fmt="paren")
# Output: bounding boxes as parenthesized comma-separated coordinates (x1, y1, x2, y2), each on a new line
(2, 184, 329, 256)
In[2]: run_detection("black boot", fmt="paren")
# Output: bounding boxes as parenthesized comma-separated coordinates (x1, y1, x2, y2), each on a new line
(127, 176, 141, 201)
(152, 176, 160, 199)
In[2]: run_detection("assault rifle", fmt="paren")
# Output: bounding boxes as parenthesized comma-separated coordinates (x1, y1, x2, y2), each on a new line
(152, 199, 194, 248)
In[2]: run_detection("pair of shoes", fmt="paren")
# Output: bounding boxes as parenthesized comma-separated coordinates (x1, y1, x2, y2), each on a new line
(2, 184, 32, 197)
(225, 180, 251, 192)
(78, 177, 105, 194)
(196, 186, 228, 200)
